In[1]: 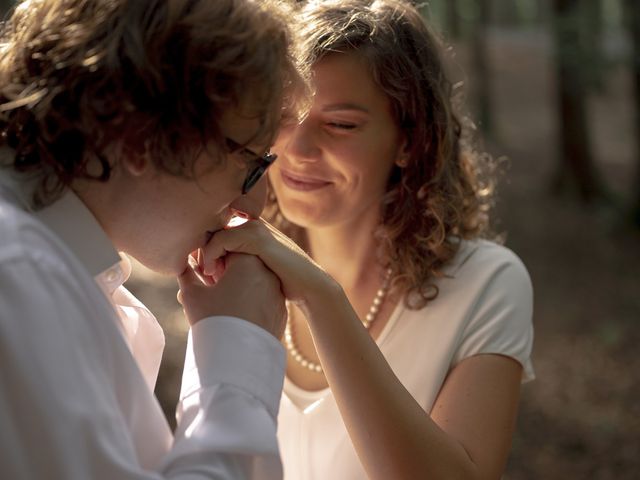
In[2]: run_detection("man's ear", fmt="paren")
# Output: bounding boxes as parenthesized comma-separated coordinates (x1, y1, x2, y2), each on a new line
(395, 137, 410, 168)
(121, 143, 150, 176)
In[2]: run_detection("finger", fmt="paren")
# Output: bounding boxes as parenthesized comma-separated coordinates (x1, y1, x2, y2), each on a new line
(221, 251, 253, 270)
(178, 258, 201, 291)
(176, 289, 183, 306)
(201, 222, 260, 271)
(205, 218, 292, 266)
(204, 255, 226, 280)
(177, 262, 200, 306)
(180, 254, 215, 290)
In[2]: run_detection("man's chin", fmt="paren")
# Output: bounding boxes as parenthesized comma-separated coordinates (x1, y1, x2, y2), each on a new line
(132, 254, 187, 278)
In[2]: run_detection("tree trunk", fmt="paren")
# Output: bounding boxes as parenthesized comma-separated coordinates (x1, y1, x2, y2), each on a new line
(494, 1, 519, 26)
(472, 0, 492, 135)
(446, 0, 461, 39)
(538, 0, 553, 24)
(583, 0, 605, 92)
(625, 0, 640, 226)
(552, 0, 604, 203)
(0, 1, 14, 15)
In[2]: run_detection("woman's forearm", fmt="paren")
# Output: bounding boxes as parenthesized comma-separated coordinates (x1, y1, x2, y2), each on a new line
(299, 285, 481, 480)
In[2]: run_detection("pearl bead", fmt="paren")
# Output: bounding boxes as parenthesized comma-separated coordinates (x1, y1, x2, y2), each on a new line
(285, 268, 392, 375)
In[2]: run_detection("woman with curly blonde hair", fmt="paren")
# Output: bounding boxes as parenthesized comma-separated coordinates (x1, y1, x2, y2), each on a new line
(204, 0, 534, 478)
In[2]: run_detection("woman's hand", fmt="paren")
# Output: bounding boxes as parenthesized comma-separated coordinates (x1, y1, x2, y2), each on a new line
(200, 218, 337, 307)
(178, 252, 287, 338)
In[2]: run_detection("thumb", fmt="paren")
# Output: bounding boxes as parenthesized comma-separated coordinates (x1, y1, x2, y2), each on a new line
(176, 264, 199, 306)
(177, 256, 210, 305)
(202, 224, 259, 273)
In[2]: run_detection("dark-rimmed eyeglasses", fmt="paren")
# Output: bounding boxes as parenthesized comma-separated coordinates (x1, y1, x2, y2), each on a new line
(225, 137, 278, 195)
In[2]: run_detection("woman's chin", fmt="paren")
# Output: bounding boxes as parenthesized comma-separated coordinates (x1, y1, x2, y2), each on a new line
(279, 202, 329, 229)
(288, 212, 338, 231)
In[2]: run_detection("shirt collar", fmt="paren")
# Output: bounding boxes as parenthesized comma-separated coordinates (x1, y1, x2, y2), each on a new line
(34, 189, 122, 278)
(1, 147, 122, 279)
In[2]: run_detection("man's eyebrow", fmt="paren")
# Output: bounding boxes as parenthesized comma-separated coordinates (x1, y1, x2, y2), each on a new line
(321, 102, 370, 114)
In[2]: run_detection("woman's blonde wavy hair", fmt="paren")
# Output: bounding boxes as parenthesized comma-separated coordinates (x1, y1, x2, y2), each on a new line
(0, 0, 307, 207)
(266, 0, 498, 309)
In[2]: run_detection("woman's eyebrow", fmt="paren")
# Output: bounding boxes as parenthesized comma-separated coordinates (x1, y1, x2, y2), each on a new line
(321, 102, 370, 114)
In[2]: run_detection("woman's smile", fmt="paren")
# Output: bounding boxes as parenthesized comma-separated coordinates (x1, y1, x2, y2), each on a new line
(279, 169, 333, 192)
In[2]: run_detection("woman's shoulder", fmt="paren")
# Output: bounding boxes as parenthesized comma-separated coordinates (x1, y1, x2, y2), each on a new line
(443, 238, 529, 279)
(432, 239, 535, 382)
(436, 238, 533, 304)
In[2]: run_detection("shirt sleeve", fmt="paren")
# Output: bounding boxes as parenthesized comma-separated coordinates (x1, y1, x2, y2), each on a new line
(163, 317, 286, 479)
(451, 246, 535, 382)
(0, 249, 285, 479)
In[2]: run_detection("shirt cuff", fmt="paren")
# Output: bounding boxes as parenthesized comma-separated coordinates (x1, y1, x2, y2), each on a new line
(181, 316, 286, 418)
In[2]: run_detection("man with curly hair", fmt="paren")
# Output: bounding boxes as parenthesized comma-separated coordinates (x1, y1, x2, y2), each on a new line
(0, 0, 305, 478)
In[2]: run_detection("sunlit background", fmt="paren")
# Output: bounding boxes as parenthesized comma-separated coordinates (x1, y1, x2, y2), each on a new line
(2, 1, 637, 478)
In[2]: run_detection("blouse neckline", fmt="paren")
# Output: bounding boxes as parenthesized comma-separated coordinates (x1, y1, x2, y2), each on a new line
(283, 298, 406, 408)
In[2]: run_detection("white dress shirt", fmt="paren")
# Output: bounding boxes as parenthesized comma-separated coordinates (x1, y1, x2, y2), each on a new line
(0, 165, 286, 479)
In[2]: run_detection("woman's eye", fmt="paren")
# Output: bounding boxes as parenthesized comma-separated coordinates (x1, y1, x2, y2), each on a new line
(327, 122, 356, 130)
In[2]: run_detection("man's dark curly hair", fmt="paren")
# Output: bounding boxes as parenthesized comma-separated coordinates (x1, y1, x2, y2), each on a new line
(0, 0, 307, 207)
(266, 0, 498, 308)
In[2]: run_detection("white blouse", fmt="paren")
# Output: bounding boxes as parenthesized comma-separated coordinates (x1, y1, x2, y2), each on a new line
(278, 239, 534, 480)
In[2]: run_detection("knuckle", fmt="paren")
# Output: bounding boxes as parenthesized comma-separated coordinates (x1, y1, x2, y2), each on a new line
(235, 253, 262, 270)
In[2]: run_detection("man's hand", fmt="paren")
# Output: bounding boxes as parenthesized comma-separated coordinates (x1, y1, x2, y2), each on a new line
(200, 218, 336, 307)
(177, 253, 286, 339)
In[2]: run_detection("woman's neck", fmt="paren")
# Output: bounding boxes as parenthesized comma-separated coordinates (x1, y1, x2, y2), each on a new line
(305, 213, 382, 294)
(300, 210, 399, 339)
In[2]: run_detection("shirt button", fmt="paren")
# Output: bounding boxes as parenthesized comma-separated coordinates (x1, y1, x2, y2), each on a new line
(104, 269, 119, 283)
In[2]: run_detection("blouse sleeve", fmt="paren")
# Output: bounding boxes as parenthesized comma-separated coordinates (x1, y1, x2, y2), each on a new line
(451, 245, 535, 382)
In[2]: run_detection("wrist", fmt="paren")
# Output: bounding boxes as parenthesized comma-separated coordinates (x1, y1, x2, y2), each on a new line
(295, 271, 347, 323)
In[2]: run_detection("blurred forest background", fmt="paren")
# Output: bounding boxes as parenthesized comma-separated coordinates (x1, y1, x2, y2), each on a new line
(2, 0, 636, 478)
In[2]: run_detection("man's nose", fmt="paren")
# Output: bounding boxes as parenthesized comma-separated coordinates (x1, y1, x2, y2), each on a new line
(229, 174, 268, 219)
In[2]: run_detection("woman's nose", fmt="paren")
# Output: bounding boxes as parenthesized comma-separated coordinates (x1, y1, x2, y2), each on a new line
(277, 120, 320, 164)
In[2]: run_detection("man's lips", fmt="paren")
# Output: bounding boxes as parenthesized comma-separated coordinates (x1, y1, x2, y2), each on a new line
(204, 214, 249, 245)
(280, 170, 332, 192)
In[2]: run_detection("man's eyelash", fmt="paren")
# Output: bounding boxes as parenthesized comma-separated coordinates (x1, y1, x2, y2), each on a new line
(240, 148, 256, 159)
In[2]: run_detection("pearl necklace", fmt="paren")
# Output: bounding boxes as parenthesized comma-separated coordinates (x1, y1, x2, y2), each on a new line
(284, 268, 392, 374)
